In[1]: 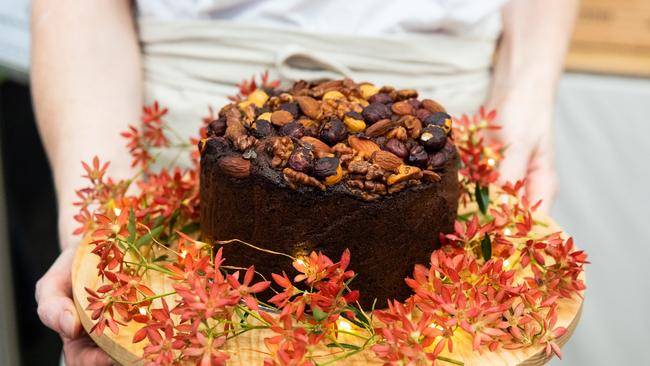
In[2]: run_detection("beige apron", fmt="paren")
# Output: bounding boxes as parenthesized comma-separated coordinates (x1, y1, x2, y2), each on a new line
(137, 19, 497, 165)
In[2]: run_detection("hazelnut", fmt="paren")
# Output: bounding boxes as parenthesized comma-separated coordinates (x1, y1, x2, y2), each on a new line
(423, 112, 452, 134)
(384, 138, 409, 159)
(419, 126, 447, 152)
(319, 118, 347, 145)
(208, 116, 227, 137)
(415, 108, 431, 121)
(313, 156, 340, 179)
(362, 102, 392, 124)
(280, 102, 300, 119)
(252, 119, 273, 138)
(288, 146, 314, 173)
(368, 93, 393, 104)
(279, 121, 305, 139)
(408, 145, 428, 167)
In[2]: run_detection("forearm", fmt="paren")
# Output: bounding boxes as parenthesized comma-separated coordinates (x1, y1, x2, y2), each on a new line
(31, 0, 142, 248)
(489, 0, 579, 106)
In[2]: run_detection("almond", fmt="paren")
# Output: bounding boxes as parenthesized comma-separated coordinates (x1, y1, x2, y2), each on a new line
(391, 100, 414, 116)
(421, 99, 446, 113)
(348, 136, 380, 159)
(365, 119, 398, 137)
(371, 150, 403, 172)
(295, 96, 322, 120)
(270, 110, 294, 126)
(300, 136, 332, 154)
(218, 156, 251, 178)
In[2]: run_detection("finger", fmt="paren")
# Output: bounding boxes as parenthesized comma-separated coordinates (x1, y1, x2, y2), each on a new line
(63, 334, 113, 366)
(35, 246, 81, 339)
(497, 143, 530, 186)
(526, 132, 558, 214)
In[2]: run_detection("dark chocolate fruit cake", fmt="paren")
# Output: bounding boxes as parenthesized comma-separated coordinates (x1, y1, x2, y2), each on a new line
(199, 79, 459, 307)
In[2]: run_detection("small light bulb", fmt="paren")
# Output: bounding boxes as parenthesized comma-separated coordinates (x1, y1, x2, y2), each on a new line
(295, 258, 306, 267)
(487, 158, 496, 167)
(504, 228, 512, 236)
(179, 250, 187, 259)
(139, 307, 147, 316)
(114, 208, 122, 216)
(503, 259, 510, 268)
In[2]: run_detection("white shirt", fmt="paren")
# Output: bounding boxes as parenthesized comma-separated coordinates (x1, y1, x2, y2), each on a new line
(137, 0, 506, 39)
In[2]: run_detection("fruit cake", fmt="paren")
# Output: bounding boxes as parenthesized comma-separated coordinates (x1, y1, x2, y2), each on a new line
(199, 79, 459, 307)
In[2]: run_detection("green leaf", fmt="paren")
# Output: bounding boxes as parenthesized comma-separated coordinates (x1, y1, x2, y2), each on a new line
(475, 184, 490, 214)
(343, 306, 370, 328)
(179, 222, 200, 234)
(136, 225, 164, 247)
(127, 209, 136, 243)
(152, 255, 168, 262)
(481, 234, 492, 261)
(312, 307, 328, 322)
(326, 343, 360, 350)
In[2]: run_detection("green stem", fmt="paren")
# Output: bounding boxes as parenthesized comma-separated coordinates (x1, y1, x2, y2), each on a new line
(436, 355, 465, 365)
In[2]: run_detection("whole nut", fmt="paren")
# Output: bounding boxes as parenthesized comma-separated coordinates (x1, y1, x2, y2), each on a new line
(295, 96, 322, 120)
(368, 92, 393, 104)
(359, 84, 379, 100)
(271, 110, 294, 126)
(252, 119, 273, 138)
(348, 136, 380, 159)
(288, 146, 314, 173)
(391, 100, 414, 116)
(396, 89, 418, 100)
(319, 118, 347, 145)
(421, 99, 447, 113)
(423, 112, 452, 132)
(300, 136, 332, 154)
(402, 116, 423, 139)
(218, 156, 251, 178)
(408, 145, 428, 167)
(313, 156, 340, 179)
(420, 126, 447, 152)
(365, 119, 397, 137)
(322, 90, 345, 101)
(280, 102, 300, 119)
(362, 102, 392, 124)
(343, 112, 366, 133)
(371, 150, 403, 172)
(415, 108, 431, 121)
(386, 126, 408, 141)
(247, 89, 269, 108)
(208, 116, 227, 137)
(279, 121, 305, 139)
(384, 138, 409, 159)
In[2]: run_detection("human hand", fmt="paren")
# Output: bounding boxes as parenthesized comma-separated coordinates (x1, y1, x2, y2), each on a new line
(35, 244, 113, 365)
(487, 92, 558, 213)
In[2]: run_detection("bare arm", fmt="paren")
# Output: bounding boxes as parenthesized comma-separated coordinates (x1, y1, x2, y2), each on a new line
(31, 1, 142, 364)
(487, 0, 579, 212)
(31, 0, 142, 250)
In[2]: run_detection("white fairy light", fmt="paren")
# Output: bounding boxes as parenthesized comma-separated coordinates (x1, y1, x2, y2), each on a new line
(487, 158, 496, 167)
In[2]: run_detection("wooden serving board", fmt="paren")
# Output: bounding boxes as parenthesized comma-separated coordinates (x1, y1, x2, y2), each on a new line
(72, 212, 584, 366)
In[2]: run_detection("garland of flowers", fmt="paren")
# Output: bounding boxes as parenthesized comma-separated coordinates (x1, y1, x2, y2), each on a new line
(75, 72, 588, 366)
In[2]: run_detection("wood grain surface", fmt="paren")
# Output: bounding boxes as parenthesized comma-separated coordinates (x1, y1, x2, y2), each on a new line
(72, 212, 584, 366)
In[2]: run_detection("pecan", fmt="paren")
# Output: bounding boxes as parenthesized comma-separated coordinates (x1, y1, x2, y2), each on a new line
(348, 136, 380, 159)
(233, 135, 257, 151)
(387, 181, 408, 194)
(364, 181, 387, 195)
(371, 150, 403, 172)
(224, 107, 246, 145)
(395, 89, 418, 100)
(218, 156, 251, 178)
(365, 164, 387, 181)
(347, 160, 371, 175)
(270, 136, 294, 168)
(346, 179, 365, 190)
(332, 143, 354, 155)
(283, 167, 326, 191)
(295, 96, 322, 120)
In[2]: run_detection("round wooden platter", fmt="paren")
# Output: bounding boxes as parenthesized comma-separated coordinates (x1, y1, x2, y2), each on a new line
(72, 212, 584, 366)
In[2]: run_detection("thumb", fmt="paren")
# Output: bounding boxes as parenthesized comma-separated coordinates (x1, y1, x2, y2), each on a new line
(525, 131, 558, 214)
(497, 143, 530, 186)
(35, 246, 81, 339)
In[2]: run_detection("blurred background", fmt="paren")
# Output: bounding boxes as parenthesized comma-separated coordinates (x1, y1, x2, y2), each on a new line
(0, 0, 648, 365)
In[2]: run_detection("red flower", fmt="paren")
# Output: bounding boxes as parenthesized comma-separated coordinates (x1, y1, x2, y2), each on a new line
(227, 266, 271, 310)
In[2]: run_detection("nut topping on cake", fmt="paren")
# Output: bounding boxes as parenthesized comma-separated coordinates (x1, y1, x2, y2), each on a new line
(201, 79, 457, 201)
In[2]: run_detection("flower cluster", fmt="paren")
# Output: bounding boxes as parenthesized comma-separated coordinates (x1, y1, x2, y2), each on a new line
(75, 73, 587, 366)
